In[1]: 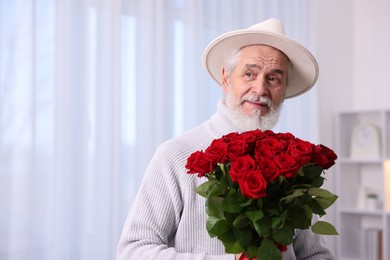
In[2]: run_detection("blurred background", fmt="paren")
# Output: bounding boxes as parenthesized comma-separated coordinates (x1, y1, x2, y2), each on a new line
(1, 0, 389, 259)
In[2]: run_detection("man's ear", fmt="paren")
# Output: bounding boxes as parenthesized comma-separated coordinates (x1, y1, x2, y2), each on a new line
(221, 67, 229, 92)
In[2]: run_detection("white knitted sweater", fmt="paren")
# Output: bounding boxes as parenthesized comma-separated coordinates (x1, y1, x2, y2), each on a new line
(117, 100, 334, 260)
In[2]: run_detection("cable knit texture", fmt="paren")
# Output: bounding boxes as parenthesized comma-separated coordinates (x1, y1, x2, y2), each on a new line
(117, 100, 335, 260)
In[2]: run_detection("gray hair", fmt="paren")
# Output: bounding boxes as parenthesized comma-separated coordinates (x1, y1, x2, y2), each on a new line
(223, 45, 293, 88)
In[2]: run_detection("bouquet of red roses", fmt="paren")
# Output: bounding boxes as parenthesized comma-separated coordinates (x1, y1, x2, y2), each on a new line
(185, 129, 338, 260)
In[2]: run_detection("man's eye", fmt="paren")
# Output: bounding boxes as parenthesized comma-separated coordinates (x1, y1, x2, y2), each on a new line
(268, 76, 280, 82)
(244, 71, 257, 79)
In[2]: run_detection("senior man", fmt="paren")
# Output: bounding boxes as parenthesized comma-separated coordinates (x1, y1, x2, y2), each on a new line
(117, 18, 334, 260)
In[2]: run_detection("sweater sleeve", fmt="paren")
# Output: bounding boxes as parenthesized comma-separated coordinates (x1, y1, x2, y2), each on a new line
(292, 224, 335, 259)
(116, 141, 234, 260)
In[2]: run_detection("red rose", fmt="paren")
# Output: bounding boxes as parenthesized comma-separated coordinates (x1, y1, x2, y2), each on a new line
(238, 169, 267, 199)
(229, 155, 257, 182)
(238, 129, 267, 148)
(254, 141, 275, 160)
(258, 158, 281, 182)
(260, 135, 288, 154)
(287, 138, 315, 166)
(275, 132, 295, 150)
(221, 132, 239, 143)
(274, 153, 300, 178)
(227, 139, 250, 161)
(262, 129, 276, 137)
(275, 242, 288, 252)
(204, 138, 228, 163)
(185, 151, 214, 177)
(275, 132, 295, 143)
(238, 253, 256, 260)
(312, 144, 337, 169)
(187, 130, 339, 258)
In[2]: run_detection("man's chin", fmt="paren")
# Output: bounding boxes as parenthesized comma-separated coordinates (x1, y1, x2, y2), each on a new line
(245, 108, 269, 118)
(229, 107, 281, 132)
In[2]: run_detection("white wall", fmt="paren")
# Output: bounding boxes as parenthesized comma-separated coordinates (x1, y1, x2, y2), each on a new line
(353, 0, 390, 109)
(317, 0, 390, 255)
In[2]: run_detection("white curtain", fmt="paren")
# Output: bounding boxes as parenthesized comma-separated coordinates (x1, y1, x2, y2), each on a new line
(0, 1, 318, 259)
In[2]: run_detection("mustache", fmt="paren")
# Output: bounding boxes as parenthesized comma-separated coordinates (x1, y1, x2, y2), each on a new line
(242, 94, 273, 107)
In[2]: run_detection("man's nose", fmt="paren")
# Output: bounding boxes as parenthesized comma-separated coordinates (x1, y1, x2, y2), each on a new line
(250, 77, 269, 95)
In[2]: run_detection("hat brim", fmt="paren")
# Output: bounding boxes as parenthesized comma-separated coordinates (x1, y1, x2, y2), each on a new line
(203, 29, 319, 98)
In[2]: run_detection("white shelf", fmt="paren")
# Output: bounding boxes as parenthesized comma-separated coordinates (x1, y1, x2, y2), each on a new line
(335, 109, 390, 260)
(338, 158, 383, 164)
(339, 207, 383, 216)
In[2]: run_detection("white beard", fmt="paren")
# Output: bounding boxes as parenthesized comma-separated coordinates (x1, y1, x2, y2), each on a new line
(223, 91, 282, 132)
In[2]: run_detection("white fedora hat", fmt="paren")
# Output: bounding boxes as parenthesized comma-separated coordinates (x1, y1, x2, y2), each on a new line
(203, 18, 319, 99)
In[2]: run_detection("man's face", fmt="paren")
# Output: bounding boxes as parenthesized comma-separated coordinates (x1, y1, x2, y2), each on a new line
(221, 45, 289, 131)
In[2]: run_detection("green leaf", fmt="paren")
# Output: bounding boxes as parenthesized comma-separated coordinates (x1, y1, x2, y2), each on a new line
(300, 193, 315, 206)
(209, 181, 229, 197)
(272, 224, 294, 245)
(314, 197, 337, 210)
(256, 238, 282, 260)
(206, 216, 230, 237)
(311, 221, 339, 235)
(267, 206, 281, 216)
(311, 176, 325, 187)
(221, 190, 242, 213)
(309, 188, 338, 210)
(233, 214, 250, 229)
(238, 196, 252, 207)
(308, 187, 335, 199)
(246, 209, 264, 222)
(303, 164, 323, 180)
(254, 214, 271, 237)
(223, 240, 244, 254)
(195, 179, 218, 198)
(280, 189, 305, 204)
(233, 226, 253, 248)
(206, 196, 224, 218)
(224, 212, 240, 224)
(302, 204, 313, 219)
(218, 229, 236, 243)
(288, 206, 311, 229)
(271, 213, 286, 229)
(308, 198, 326, 216)
(235, 190, 253, 208)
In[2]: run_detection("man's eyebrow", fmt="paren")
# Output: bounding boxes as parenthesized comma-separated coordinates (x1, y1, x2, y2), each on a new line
(270, 68, 285, 75)
(244, 64, 285, 75)
(244, 64, 261, 69)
